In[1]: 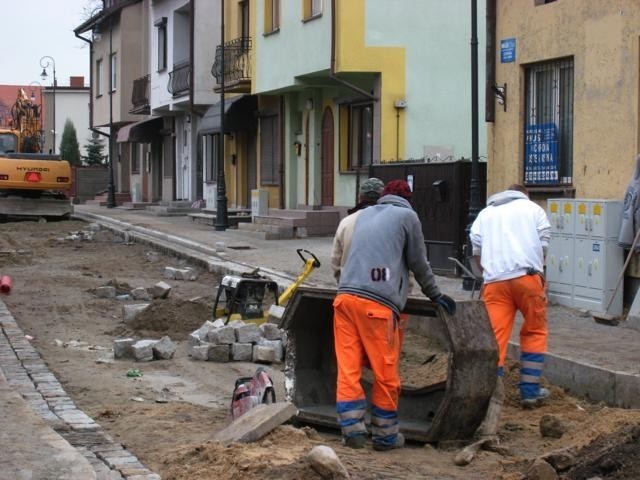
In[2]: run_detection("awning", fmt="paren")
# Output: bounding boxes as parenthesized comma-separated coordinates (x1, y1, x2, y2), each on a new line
(116, 117, 163, 143)
(198, 95, 258, 135)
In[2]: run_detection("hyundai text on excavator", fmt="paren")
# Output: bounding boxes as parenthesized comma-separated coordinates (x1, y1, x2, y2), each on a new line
(0, 89, 73, 220)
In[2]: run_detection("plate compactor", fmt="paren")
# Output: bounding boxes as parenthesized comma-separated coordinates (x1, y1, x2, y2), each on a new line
(213, 249, 321, 325)
(280, 287, 499, 444)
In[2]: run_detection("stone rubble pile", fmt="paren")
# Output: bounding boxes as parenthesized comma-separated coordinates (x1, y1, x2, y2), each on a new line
(94, 280, 172, 304)
(163, 266, 199, 281)
(113, 336, 176, 362)
(188, 319, 286, 364)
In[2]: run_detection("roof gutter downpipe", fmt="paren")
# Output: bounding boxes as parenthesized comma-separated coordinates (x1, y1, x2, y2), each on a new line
(329, 0, 377, 102)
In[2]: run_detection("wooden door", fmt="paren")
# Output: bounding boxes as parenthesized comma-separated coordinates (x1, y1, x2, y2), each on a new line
(321, 107, 334, 206)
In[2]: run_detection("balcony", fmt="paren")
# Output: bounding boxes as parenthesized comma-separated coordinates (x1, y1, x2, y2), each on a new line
(211, 37, 252, 93)
(130, 74, 150, 114)
(168, 61, 191, 97)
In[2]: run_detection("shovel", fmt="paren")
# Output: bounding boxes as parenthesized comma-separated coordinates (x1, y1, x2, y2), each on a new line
(592, 227, 640, 325)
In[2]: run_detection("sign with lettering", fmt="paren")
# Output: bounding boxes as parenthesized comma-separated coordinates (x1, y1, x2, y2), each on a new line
(500, 38, 516, 63)
(524, 123, 559, 184)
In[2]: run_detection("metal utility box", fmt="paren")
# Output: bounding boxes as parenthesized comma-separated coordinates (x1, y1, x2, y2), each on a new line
(546, 199, 624, 315)
(280, 287, 498, 443)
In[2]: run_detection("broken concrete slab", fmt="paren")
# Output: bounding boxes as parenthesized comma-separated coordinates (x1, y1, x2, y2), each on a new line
(150, 281, 172, 299)
(235, 323, 261, 344)
(231, 343, 253, 362)
(253, 345, 277, 364)
(131, 287, 151, 301)
(259, 322, 284, 341)
(95, 286, 117, 298)
(123, 304, 151, 324)
(210, 402, 297, 445)
(174, 267, 198, 281)
(152, 336, 176, 360)
(113, 338, 135, 359)
(132, 340, 158, 362)
(208, 344, 230, 362)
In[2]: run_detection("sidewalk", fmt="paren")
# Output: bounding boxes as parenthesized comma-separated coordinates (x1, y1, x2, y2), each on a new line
(73, 204, 640, 408)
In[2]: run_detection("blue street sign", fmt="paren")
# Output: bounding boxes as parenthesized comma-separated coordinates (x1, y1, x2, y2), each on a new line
(501, 38, 516, 63)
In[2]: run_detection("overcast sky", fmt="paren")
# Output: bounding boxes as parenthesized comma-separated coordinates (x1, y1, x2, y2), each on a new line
(0, 0, 98, 86)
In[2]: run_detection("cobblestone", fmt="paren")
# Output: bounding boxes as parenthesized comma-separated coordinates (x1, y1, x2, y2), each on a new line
(0, 301, 161, 479)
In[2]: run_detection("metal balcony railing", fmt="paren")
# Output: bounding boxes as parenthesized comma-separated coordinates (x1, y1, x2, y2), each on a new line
(168, 61, 191, 96)
(211, 37, 252, 86)
(130, 74, 150, 114)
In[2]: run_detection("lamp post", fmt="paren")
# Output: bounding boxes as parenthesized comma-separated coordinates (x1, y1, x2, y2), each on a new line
(463, 0, 483, 290)
(28, 81, 44, 153)
(39, 56, 56, 155)
(215, 0, 229, 231)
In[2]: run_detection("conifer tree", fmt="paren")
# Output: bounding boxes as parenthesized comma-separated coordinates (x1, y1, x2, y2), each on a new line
(59, 119, 81, 166)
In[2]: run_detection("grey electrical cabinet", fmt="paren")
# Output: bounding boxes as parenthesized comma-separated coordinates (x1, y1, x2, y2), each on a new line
(546, 199, 624, 315)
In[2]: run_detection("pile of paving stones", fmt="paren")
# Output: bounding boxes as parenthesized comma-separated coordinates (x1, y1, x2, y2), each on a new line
(94, 280, 172, 304)
(113, 336, 176, 362)
(188, 319, 286, 364)
(163, 266, 199, 281)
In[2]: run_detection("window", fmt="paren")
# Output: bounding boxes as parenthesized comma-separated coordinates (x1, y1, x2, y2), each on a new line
(264, 0, 280, 34)
(240, 1, 250, 49)
(110, 53, 117, 92)
(155, 17, 167, 71)
(348, 103, 374, 170)
(524, 58, 574, 185)
(303, 0, 322, 20)
(260, 115, 279, 185)
(96, 59, 103, 97)
(534, 0, 557, 5)
(203, 133, 220, 182)
(0, 133, 18, 154)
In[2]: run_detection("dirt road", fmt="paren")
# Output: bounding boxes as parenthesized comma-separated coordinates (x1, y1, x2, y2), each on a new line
(1, 219, 640, 479)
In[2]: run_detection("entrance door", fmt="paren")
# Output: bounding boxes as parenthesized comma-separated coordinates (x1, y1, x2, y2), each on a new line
(321, 107, 334, 206)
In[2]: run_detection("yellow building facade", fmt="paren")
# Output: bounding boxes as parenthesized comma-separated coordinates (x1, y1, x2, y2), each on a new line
(490, 0, 640, 201)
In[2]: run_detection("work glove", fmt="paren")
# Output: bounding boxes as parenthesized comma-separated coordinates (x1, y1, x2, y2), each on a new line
(432, 294, 456, 315)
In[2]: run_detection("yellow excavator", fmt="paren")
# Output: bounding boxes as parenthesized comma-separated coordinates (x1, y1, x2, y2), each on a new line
(0, 89, 72, 219)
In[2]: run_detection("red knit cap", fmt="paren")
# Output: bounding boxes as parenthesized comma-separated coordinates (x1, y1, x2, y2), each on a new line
(383, 179, 412, 200)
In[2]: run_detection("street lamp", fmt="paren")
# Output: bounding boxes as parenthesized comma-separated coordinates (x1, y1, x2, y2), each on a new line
(28, 81, 44, 153)
(39, 56, 56, 155)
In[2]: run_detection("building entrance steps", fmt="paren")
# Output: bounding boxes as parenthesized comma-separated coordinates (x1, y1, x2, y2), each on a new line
(72, 203, 640, 409)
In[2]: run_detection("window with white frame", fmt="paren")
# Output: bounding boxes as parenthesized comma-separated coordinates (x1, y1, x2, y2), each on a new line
(311, 0, 322, 16)
(524, 58, 574, 185)
(110, 53, 117, 92)
(96, 59, 103, 97)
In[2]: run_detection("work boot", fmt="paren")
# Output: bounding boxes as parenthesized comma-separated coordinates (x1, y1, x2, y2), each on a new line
(373, 433, 405, 452)
(521, 387, 550, 409)
(343, 434, 367, 449)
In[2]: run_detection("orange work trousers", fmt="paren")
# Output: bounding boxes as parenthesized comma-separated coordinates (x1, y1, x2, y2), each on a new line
(481, 274, 547, 368)
(333, 293, 401, 411)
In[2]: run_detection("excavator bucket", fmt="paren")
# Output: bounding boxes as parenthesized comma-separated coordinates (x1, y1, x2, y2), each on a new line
(280, 287, 498, 443)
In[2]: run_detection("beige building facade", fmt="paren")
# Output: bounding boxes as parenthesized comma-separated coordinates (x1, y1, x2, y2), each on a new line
(489, 0, 640, 201)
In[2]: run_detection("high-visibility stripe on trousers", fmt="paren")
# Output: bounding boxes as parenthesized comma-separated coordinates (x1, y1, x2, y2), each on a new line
(482, 274, 547, 399)
(333, 293, 401, 443)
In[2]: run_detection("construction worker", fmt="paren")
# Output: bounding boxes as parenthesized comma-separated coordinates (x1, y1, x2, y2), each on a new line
(469, 184, 551, 410)
(333, 179, 456, 451)
(331, 177, 385, 282)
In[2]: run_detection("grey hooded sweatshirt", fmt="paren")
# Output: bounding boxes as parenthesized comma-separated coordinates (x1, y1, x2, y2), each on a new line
(337, 194, 441, 315)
